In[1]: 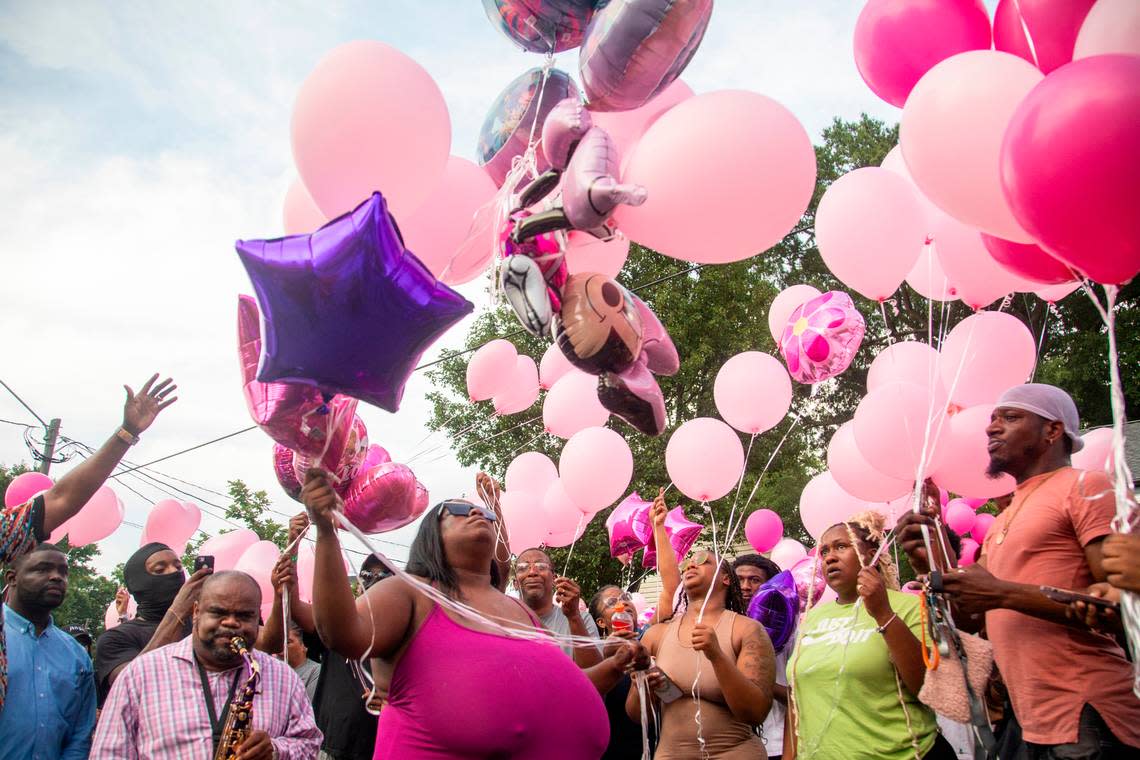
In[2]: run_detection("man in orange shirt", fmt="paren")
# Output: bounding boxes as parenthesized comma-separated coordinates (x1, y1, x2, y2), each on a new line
(898, 383, 1140, 759)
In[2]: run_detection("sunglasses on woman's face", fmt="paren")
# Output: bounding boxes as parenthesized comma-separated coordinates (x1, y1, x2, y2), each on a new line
(438, 501, 498, 522)
(680, 550, 714, 572)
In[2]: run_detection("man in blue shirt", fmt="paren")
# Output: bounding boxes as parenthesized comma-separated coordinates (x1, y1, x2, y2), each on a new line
(0, 542, 96, 760)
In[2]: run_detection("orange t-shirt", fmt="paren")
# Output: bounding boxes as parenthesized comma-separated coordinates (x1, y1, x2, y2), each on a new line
(981, 466, 1140, 747)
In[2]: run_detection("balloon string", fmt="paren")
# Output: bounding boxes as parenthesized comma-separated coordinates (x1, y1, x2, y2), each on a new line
(407, 407, 496, 462)
(878, 300, 893, 343)
(1030, 302, 1052, 382)
(560, 513, 587, 577)
(719, 415, 801, 555)
(506, 429, 546, 459)
(720, 433, 758, 558)
(420, 416, 543, 467)
(408, 407, 466, 452)
(635, 670, 652, 760)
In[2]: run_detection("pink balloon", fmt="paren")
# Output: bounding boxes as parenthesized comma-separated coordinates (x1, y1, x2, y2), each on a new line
(713, 351, 792, 435)
(543, 371, 609, 437)
(853, 0, 992, 108)
(590, 79, 694, 161)
(290, 40, 450, 220)
(880, 146, 944, 239)
(235, 540, 281, 605)
(439, 201, 500, 287)
(815, 167, 926, 300)
(770, 538, 808, 570)
(1072, 427, 1115, 472)
(4, 471, 53, 508)
(666, 418, 745, 502)
(932, 212, 1035, 309)
(493, 355, 540, 416)
(143, 499, 202, 555)
(559, 426, 633, 513)
(779, 291, 866, 385)
(466, 339, 519, 401)
(993, 0, 1095, 74)
(768, 284, 821, 342)
(282, 178, 327, 235)
(1000, 55, 1140, 285)
(799, 471, 871, 541)
(361, 444, 392, 470)
(104, 595, 137, 630)
(615, 90, 816, 264)
(343, 462, 425, 534)
(539, 343, 576, 390)
(1033, 281, 1080, 303)
(1074, 0, 1140, 58)
(900, 51, 1043, 242)
(971, 513, 996, 543)
(505, 452, 559, 497)
(745, 509, 784, 554)
(905, 244, 954, 302)
(296, 543, 315, 603)
(939, 311, 1036, 408)
(867, 341, 943, 395)
(959, 537, 981, 566)
(854, 381, 949, 481)
(291, 410, 369, 496)
(542, 480, 589, 541)
(606, 492, 653, 557)
(980, 233, 1075, 285)
(827, 421, 913, 502)
(945, 499, 978, 535)
(546, 512, 589, 549)
(664, 508, 703, 561)
(68, 486, 124, 547)
(501, 490, 548, 554)
(961, 497, 989, 510)
(199, 529, 259, 572)
(932, 405, 1017, 499)
(273, 443, 303, 500)
(564, 232, 630, 280)
(400, 156, 498, 280)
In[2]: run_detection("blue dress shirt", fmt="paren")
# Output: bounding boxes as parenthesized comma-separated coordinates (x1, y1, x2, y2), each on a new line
(0, 604, 96, 760)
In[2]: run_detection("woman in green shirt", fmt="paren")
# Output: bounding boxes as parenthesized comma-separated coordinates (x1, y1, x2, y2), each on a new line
(786, 511, 956, 760)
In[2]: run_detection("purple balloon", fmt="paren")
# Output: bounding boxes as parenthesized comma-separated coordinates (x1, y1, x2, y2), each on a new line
(482, 0, 596, 54)
(236, 193, 473, 412)
(579, 0, 714, 112)
(542, 97, 593, 172)
(747, 570, 799, 653)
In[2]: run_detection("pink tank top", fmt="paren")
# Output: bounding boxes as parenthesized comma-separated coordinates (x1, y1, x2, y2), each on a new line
(374, 603, 609, 759)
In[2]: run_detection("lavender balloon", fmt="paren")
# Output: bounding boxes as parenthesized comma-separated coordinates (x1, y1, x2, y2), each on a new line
(236, 193, 473, 412)
(542, 97, 593, 171)
(482, 0, 597, 54)
(747, 570, 799, 653)
(580, 0, 714, 112)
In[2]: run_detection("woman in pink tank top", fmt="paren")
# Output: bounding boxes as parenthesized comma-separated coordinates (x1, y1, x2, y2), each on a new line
(302, 471, 644, 759)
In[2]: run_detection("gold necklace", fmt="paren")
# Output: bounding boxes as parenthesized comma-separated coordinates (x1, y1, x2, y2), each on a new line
(993, 468, 1065, 545)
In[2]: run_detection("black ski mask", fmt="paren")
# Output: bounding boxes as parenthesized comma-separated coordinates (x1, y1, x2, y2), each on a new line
(124, 542, 185, 622)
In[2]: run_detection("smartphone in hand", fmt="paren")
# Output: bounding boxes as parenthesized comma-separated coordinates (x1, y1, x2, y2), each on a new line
(193, 555, 215, 573)
(1040, 585, 1119, 611)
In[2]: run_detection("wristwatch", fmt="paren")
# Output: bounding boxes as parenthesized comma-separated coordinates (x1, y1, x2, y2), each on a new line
(116, 427, 140, 446)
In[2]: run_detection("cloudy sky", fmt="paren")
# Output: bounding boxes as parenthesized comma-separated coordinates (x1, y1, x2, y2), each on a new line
(0, 1, 900, 574)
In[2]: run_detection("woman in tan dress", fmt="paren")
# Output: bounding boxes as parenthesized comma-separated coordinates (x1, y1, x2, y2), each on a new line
(628, 549, 776, 758)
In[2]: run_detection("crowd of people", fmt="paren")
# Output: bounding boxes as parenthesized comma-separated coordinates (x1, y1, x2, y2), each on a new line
(1, 375, 1140, 759)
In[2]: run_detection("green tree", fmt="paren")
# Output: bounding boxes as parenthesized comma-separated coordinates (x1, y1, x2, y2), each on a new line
(181, 479, 287, 568)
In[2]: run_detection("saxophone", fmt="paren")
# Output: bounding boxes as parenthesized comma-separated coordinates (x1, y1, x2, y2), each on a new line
(214, 637, 261, 760)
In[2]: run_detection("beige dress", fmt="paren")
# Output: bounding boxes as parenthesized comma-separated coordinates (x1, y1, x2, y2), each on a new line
(654, 610, 765, 759)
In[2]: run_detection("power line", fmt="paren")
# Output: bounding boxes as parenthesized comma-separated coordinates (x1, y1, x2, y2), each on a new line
(112, 426, 258, 475)
(0, 379, 47, 427)
(0, 417, 35, 429)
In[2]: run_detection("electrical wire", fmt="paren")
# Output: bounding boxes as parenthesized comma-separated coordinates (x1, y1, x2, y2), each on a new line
(0, 378, 48, 427)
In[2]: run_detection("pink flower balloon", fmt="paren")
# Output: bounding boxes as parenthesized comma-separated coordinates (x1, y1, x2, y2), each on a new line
(1074, 0, 1140, 58)
(466, 339, 519, 401)
(993, 0, 1095, 74)
(867, 340, 943, 395)
(932, 405, 1017, 499)
(713, 352, 792, 435)
(853, 381, 949, 481)
(291, 40, 450, 219)
(544, 371, 609, 438)
(853, 0, 992, 108)
(666, 418, 745, 502)
(589, 79, 693, 160)
(901, 51, 1043, 242)
(779, 291, 865, 385)
(615, 90, 816, 265)
(505, 452, 559, 497)
(559, 426, 633, 512)
(235, 540, 281, 606)
(1072, 427, 1114, 472)
(745, 509, 783, 554)
(905, 244, 953, 302)
(768, 285, 820, 343)
(945, 499, 978, 535)
(493, 355, 540, 416)
(282, 178, 327, 235)
(827, 421, 912, 502)
(4, 472, 53, 508)
(199, 529, 259, 572)
(932, 212, 1035, 309)
(143, 499, 202, 556)
(564, 232, 630, 280)
(816, 167, 926, 300)
(539, 343, 576, 390)
(68, 486, 124, 547)
(980, 234, 1075, 285)
(799, 471, 870, 541)
(971, 513, 996, 543)
(939, 311, 1036, 408)
(770, 538, 807, 570)
(343, 462, 425, 534)
(1000, 54, 1140, 285)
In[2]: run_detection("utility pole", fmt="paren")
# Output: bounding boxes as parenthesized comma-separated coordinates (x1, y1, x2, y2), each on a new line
(38, 418, 61, 475)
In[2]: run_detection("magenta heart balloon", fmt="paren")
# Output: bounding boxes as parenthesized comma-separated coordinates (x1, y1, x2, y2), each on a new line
(343, 461, 425, 534)
(273, 444, 303, 501)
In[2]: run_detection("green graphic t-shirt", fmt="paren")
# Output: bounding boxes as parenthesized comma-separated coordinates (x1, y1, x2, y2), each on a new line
(788, 590, 938, 760)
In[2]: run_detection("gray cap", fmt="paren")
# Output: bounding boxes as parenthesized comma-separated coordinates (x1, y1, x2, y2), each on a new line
(995, 383, 1084, 452)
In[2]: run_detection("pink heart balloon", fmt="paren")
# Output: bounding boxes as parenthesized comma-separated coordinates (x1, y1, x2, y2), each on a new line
(343, 462, 425, 534)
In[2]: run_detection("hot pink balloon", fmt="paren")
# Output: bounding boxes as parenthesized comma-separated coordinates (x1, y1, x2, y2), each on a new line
(959, 537, 981, 566)
(273, 443, 303, 501)
(961, 497, 989, 510)
(68, 486, 124, 547)
(1034, 281, 1080, 303)
(799, 471, 871, 541)
(590, 79, 694, 160)
(666, 417, 745, 502)
(235, 540, 281, 605)
(291, 410, 368, 496)
(932, 405, 1017, 499)
(291, 40, 450, 219)
(854, 381, 949, 481)
(971, 513, 996, 543)
(853, 0, 992, 108)
(713, 351, 792, 435)
(143, 499, 202, 555)
(939, 311, 1036, 408)
(199, 529, 259, 572)
(770, 538, 808, 570)
(282, 178, 328, 236)
(400, 156, 499, 280)
(993, 0, 1096, 73)
(664, 508, 703, 561)
(543, 371, 609, 437)
(1074, 0, 1140, 58)
(539, 343, 576, 390)
(501, 490, 548, 554)
(1000, 55, 1140, 285)
(559, 426, 634, 512)
(615, 90, 816, 264)
(745, 509, 783, 554)
(466, 339, 519, 401)
(343, 462, 425, 534)
(932, 213, 1035, 309)
(945, 499, 978, 535)
(768, 284, 821, 343)
(867, 341, 943, 395)
(1072, 427, 1114, 472)
(900, 51, 1043, 242)
(779, 291, 866, 385)
(505, 452, 560, 497)
(361, 444, 391, 470)
(606, 492, 653, 557)
(564, 232, 630, 280)
(493, 355, 540, 416)
(815, 167, 926, 300)
(5, 471, 53, 508)
(827, 421, 913, 502)
(980, 234, 1075, 285)
(905, 244, 953, 302)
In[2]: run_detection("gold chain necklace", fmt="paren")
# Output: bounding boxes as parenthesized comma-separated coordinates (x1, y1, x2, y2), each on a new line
(993, 468, 1065, 546)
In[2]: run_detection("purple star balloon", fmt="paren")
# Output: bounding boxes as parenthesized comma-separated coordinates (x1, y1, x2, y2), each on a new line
(236, 192, 473, 412)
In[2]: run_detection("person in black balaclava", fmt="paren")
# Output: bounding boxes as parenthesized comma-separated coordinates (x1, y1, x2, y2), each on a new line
(93, 542, 211, 706)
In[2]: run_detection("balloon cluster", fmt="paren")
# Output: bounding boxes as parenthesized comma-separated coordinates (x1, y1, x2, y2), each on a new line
(237, 295, 429, 534)
(605, 492, 703, 569)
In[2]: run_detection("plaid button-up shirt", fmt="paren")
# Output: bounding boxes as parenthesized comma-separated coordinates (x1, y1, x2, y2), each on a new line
(91, 636, 322, 759)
